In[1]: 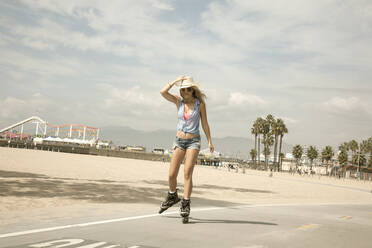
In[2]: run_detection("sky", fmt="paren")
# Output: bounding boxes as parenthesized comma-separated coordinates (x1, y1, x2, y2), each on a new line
(0, 0, 371, 147)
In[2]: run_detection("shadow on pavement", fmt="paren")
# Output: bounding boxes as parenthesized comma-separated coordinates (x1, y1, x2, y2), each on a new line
(164, 216, 278, 225)
(142, 180, 275, 194)
(0, 170, 243, 207)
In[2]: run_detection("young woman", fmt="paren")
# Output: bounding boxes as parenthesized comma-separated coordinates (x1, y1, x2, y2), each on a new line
(159, 75, 214, 223)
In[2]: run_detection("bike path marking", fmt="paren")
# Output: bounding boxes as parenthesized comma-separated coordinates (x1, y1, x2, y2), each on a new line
(297, 223, 319, 230)
(339, 215, 352, 220)
(3, 238, 154, 248)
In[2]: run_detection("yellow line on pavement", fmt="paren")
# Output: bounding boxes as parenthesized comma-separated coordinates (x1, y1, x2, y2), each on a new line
(298, 224, 319, 230)
(340, 216, 352, 219)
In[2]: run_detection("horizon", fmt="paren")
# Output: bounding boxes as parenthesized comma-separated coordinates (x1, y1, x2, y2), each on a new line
(0, 113, 370, 151)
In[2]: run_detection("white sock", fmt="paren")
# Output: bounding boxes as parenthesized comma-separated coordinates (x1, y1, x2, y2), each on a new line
(184, 198, 190, 200)
(169, 191, 176, 194)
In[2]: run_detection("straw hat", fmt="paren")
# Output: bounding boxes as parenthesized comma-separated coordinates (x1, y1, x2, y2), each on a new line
(176, 77, 200, 89)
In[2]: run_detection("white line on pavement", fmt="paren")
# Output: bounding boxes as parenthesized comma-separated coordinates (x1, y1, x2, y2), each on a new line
(0, 202, 370, 239)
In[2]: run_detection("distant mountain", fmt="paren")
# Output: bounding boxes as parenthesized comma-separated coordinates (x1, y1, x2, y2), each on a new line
(99, 126, 293, 159)
(99, 125, 175, 149)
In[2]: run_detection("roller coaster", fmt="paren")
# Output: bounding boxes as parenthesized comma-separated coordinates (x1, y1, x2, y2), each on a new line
(0, 116, 99, 146)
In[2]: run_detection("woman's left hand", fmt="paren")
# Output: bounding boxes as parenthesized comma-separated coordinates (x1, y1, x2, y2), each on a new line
(209, 142, 214, 153)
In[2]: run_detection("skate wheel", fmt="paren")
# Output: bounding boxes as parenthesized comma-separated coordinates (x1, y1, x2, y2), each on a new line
(182, 216, 189, 224)
(159, 206, 168, 214)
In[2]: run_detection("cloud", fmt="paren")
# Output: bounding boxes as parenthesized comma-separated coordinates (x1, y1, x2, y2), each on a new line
(288, 86, 372, 95)
(1, 0, 371, 145)
(93, 84, 177, 128)
(2, 0, 246, 69)
(322, 96, 372, 116)
(201, 0, 372, 73)
(0, 48, 83, 78)
(228, 92, 267, 106)
(1, 18, 134, 56)
(93, 85, 272, 131)
(149, 0, 174, 10)
(323, 96, 361, 112)
(0, 94, 52, 121)
(97, 84, 163, 109)
(0, 97, 26, 119)
(281, 117, 298, 124)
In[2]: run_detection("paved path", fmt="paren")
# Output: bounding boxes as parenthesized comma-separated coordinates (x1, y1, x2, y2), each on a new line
(1, 202, 372, 248)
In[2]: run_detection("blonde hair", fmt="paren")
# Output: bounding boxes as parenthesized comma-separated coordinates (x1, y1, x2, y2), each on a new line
(192, 86, 207, 105)
(179, 85, 207, 105)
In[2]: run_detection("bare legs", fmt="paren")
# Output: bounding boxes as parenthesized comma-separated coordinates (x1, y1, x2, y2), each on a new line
(168, 147, 185, 192)
(183, 148, 199, 198)
(168, 147, 199, 198)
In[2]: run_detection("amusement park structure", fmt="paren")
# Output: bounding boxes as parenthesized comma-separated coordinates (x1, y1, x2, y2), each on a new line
(0, 117, 234, 166)
(0, 116, 100, 146)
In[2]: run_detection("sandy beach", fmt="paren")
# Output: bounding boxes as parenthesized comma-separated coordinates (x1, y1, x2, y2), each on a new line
(1, 147, 372, 227)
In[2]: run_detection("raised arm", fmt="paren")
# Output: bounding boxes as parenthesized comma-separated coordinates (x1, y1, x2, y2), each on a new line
(160, 75, 185, 107)
(200, 102, 214, 153)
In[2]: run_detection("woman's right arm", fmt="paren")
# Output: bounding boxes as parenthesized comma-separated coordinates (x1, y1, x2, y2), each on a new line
(160, 75, 185, 106)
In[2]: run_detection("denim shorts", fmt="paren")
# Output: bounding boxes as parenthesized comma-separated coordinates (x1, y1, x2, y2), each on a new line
(173, 136, 201, 151)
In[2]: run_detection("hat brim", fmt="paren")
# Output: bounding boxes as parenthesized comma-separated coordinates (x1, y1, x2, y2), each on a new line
(180, 85, 193, 89)
(179, 82, 200, 89)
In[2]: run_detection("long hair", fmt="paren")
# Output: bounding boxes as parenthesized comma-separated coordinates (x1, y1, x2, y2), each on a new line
(192, 86, 207, 105)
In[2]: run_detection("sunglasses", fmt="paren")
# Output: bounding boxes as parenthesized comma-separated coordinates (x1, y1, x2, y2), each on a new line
(180, 87, 193, 92)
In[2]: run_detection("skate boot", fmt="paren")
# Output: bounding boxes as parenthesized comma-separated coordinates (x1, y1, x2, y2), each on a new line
(158, 189, 180, 214)
(180, 198, 190, 224)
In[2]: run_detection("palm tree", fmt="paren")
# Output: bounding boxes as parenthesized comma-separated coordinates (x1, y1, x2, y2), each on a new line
(271, 118, 282, 170)
(307, 146, 318, 170)
(338, 149, 348, 166)
(263, 115, 274, 169)
(250, 149, 257, 164)
(279, 152, 285, 169)
(339, 142, 349, 152)
(292, 145, 303, 172)
(338, 142, 350, 162)
(278, 122, 288, 171)
(360, 139, 369, 156)
(354, 139, 369, 171)
(349, 140, 358, 165)
(273, 118, 284, 171)
(251, 120, 259, 165)
(256, 117, 265, 165)
(352, 153, 366, 166)
(263, 132, 274, 169)
(368, 137, 372, 168)
(321, 146, 334, 175)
